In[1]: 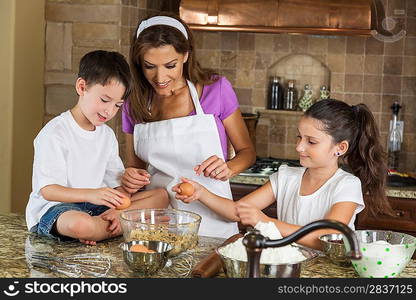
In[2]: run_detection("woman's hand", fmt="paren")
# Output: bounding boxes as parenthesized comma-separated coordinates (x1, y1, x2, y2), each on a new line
(236, 202, 271, 227)
(194, 155, 233, 181)
(171, 177, 205, 204)
(121, 167, 151, 194)
(84, 187, 125, 209)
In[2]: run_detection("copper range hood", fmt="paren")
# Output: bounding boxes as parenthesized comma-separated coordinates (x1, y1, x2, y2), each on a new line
(179, 0, 386, 36)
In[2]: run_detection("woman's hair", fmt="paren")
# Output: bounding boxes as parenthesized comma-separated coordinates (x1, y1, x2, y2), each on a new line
(128, 13, 218, 123)
(305, 99, 394, 217)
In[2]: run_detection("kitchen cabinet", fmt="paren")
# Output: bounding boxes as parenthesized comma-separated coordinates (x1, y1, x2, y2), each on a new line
(356, 195, 416, 259)
(356, 195, 416, 236)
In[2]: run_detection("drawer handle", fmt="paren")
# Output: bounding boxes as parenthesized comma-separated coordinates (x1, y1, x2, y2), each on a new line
(395, 210, 405, 217)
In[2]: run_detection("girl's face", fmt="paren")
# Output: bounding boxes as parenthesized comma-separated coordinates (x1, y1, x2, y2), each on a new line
(77, 78, 125, 129)
(141, 45, 188, 97)
(296, 117, 339, 169)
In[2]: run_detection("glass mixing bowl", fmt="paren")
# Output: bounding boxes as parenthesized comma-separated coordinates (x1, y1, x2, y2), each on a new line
(119, 208, 201, 256)
(352, 230, 416, 278)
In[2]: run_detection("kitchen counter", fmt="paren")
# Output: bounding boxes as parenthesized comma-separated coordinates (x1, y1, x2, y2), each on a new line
(1, 213, 415, 278)
(230, 175, 416, 200)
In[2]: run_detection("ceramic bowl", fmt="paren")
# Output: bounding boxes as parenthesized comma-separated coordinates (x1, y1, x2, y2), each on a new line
(120, 240, 172, 275)
(352, 230, 416, 278)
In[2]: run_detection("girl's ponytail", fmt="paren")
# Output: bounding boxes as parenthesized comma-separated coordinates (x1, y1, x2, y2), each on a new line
(345, 104, 394, 217)
(305, 100, 395, 217)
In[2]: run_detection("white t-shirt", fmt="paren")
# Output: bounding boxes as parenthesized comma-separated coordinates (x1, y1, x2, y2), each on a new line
(269, 165, 365, 229)
(26, 110, 125, 230)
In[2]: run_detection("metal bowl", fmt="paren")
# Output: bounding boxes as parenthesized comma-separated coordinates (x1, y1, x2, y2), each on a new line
(120, 240, 173, 275)
(319, 233, 351, 267)
(120, 208, 201, 256)
(216, 245, 318, 278)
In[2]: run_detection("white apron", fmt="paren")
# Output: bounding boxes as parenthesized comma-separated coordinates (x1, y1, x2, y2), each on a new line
(133, 81, 239, 238)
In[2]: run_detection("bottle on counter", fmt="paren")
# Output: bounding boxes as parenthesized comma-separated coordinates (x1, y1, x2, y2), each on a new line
(284, 80, 297, 110)
(387, 101, 403, 170)
(267, 76, 284, 110)
(298, 84, 313, 112)
(319, 85, 330, 100)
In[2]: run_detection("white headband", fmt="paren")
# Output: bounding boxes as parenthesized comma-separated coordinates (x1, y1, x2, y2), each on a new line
(136, 16, 188, 40)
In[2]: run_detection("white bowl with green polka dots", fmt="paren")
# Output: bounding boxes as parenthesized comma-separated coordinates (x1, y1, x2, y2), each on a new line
(352, 230, 416, 278)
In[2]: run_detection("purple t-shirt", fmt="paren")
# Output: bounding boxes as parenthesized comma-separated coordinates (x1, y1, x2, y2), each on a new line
(122, 76, 239, 160)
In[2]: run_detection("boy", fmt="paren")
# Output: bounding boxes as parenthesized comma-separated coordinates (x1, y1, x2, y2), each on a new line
(26, 50, 168, 245)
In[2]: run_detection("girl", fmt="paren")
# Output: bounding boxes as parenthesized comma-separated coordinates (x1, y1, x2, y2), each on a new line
(121, 14, 255, 238)
(173, 99, 394, 249)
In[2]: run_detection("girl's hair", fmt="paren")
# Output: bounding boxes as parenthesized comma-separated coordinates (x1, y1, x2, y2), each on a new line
(128, 13, 218, 123)
(305, 99, 394, 217)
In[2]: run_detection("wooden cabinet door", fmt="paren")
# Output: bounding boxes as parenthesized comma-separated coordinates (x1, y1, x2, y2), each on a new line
(356, 196, 416, 234)
(356, 196, 416, 258)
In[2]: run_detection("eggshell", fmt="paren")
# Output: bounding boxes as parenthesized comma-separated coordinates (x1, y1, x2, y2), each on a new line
(179, 182, 194, 196)
(116, 195, 131, 210)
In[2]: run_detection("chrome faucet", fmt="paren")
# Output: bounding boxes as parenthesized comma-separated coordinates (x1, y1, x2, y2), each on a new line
(242, 219, 362, 278)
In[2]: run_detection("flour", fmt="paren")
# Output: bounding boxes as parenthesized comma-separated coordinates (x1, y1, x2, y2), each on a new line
(371, 240, 391, 245)
(219, 221, 307, 264)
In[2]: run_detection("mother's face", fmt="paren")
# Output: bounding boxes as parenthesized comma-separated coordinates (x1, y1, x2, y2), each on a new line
(141, 45, 188, 97)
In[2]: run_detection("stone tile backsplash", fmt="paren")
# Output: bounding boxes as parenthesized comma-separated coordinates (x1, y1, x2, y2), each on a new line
(43, 0, 416, 172)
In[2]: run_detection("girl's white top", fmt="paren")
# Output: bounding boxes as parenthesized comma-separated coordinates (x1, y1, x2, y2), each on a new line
(270, 165, 365, 229)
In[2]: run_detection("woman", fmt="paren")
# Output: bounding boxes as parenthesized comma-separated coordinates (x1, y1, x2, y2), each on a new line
(121, 14, 256, 238)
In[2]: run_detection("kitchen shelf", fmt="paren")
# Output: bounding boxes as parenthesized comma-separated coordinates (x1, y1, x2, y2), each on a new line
(255, 109, 304, 116)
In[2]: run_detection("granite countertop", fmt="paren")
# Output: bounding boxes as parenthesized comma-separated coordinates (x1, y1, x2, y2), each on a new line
(1, 213, 415, 278)
(230, 176, 416, 200)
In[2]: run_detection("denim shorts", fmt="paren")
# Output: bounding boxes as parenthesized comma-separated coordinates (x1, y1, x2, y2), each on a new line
(30, 202, 109, 241)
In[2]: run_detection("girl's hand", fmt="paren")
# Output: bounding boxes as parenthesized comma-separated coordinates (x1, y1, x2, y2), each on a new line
(121, 167, 151, 194)
(236, 202, 270, 227)
(85, 187, 125, 209)
(194, 155, 233, 181)
(171, 177, 205, 204)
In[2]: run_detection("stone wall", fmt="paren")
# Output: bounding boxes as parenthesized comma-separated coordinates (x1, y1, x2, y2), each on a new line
(44, 0, 178, 160)
(190, 0, 416, 171)
(44, 0, 416, 171)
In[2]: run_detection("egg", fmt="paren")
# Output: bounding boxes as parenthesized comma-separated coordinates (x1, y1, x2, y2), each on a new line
(179, 182, 194, 196)
(116, 195, 131, 210)
(130, 244, 155, 253)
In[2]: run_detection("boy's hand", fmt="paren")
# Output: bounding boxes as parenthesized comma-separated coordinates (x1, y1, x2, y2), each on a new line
(194, 155, 233, 181)
(100, 209, 122, 236)
(121, 168, 151, 194)
(171, 177, 205, 204)
(235, 202, 270, 227)
(85, 187, 125, 209)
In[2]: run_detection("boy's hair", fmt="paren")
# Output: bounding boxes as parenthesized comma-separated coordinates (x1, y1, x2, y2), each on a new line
(305, 99, 394, 217)
(78, 50, 132, 100)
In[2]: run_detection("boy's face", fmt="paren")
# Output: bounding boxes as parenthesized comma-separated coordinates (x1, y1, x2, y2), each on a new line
(295, 117, 340, 169)
(141, 45, 188, 97)
(76, 78, 125, 127)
